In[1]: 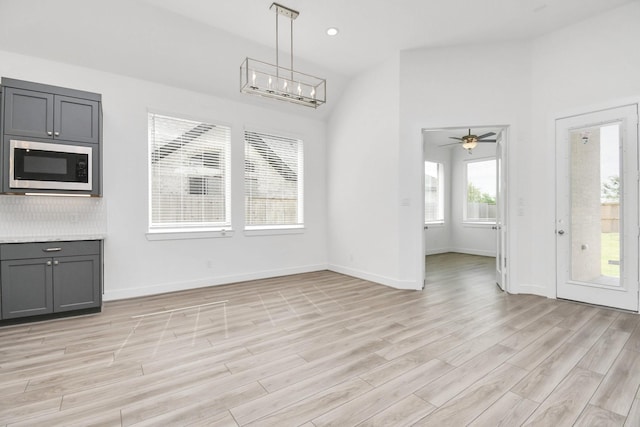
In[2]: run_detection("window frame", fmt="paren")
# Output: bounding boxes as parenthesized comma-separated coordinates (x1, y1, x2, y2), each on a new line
(147, 112, 232, 237)
(424, 160, 445, 225)
(243, 128, 304, 231)
(463, 157, 497, 225)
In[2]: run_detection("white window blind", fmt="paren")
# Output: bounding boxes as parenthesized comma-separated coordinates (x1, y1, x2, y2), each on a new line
(244, 130, 304, 228)
(149, 113, 231, 230)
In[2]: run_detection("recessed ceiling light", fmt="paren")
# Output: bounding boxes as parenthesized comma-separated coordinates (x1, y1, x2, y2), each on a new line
(326, 27, 339, 36)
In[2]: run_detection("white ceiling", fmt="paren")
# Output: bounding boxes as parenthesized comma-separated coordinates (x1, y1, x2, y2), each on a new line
(0, 0, 634, 118)
(142, 0, 634, 76)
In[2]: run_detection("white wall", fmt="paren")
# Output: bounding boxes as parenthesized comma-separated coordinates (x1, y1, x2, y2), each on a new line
(326, 56, 404, 287)
(399, 41, 533, 291)
(0, 51, 328, 300)
(529, 1, 640, 297)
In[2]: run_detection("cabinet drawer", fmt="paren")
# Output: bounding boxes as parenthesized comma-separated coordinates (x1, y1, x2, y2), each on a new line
(0, 240, 100, 260)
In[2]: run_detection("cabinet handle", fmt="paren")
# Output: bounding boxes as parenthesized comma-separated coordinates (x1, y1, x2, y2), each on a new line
(47, 261, 52, 266)
(54, 131, 60, 137)
(47, 131, 53, 136)
(43, 247, 62, 252)
(53, 260, 59, 266)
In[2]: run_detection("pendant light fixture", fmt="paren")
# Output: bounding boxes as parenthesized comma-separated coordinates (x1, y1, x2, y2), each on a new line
(240, 3, 326, 108)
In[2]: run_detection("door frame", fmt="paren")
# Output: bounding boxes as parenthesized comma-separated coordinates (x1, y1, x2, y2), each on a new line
(421, 124, 511, 292)
(554, 102, 640, 312)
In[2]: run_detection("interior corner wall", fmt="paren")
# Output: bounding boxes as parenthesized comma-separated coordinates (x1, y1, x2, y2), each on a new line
(326, 56, 405, 288)
(0, 50, 329, 300)
(398, 41, 533, 292)
(529, 1, 640, 297)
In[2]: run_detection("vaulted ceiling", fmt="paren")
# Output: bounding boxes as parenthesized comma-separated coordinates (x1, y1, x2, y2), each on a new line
(0, 0, 633, 118)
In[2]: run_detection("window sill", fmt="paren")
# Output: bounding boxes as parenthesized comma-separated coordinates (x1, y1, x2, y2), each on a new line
(244, 226, 305, 237)
(146, 228, 234, 241)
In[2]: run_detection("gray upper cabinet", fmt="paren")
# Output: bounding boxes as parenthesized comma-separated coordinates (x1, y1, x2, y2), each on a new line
(3, 87, 99, 144)
(3, 87, 54, 140)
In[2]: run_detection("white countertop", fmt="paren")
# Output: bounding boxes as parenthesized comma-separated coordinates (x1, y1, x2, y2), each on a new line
(0, 235, 106, 244)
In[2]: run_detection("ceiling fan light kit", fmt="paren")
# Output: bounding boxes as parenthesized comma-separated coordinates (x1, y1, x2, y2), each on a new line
(240, 3, 326, 108)
(446, 129, 496, 153)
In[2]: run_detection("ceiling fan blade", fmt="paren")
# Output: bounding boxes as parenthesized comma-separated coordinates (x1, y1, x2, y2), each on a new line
(448, 136, 464, 141)
(476, 132, 496, 139)
(477, 140, 497, 143)
(438, 142, 460, 147)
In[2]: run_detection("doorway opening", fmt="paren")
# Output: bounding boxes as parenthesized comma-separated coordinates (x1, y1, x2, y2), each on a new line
(422, 125, 509, 292)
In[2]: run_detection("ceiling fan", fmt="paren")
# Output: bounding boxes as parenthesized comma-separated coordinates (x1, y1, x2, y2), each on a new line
(440, 129, 497, 153)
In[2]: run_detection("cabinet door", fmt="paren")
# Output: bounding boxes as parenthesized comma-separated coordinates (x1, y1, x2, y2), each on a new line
(54, 96, 100, 144)
(3, 88, 54, 139)
(0, 258, 53, 319)
(53, 255, 100, 312)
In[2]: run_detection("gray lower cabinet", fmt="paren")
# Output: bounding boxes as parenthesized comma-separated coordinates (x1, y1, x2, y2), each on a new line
(0, 240, 102, 320)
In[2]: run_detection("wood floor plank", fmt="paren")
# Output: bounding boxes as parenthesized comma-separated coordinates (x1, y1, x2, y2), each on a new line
(578, 328, 631, 375)
(567, 309, 619, 349)
(1, 254, 639, 426)
(625, 398, 640, 427)
(312, 358, 452, 426)
(437, 324, 517, 367)
(523, 367, 603, 426)
(500, 312, 564, 350)
(610, 313, 640, 333)
(357, 394, 436, 427)
(412, 363, 529, 426)
(229, 353, 386, 425)
(245, 378, 372, 426)
(624, 324, 640, 353)
(590, 349, 640, 416)
(467, 391, 538, 427)
(120, 381, 266, 426)
(574, 404, 626, 427)
(508, 326, 573, 370)
(415, 344, 517, 407)
(511, 342, 589, 403)
(359, 333, 465, 388)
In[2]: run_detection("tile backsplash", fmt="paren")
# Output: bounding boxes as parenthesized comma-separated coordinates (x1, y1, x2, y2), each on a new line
(0, 195, 107, 241)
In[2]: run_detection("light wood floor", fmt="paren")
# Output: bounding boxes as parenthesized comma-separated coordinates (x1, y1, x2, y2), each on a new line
(1, 252, 640, 426)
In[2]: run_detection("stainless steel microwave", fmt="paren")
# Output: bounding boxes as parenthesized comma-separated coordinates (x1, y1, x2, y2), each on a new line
(9, 139, 92, 191)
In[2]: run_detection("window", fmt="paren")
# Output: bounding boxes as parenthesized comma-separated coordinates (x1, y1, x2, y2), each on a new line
(465, 158, 497, 223)
(425, 161, 444, 223)
(244, 130, 303, 228)
(148, 113, 231, 231)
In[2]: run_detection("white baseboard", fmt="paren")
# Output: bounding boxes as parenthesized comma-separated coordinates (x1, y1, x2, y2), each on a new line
(511, 283, 549, 297)
(451, 248, 497, 257)
(425, 247, 453, 256)
(103, 263, 329, 301)
(425, 248, 496, 257)
(327, 264, 421, 290)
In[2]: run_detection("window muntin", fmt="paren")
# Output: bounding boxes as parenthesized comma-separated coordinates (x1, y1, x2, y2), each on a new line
(464, 158, 496, 223)
(148, 113, 231, 231)
(425, 161, 444, 223)
(244, 130, 303, 229)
